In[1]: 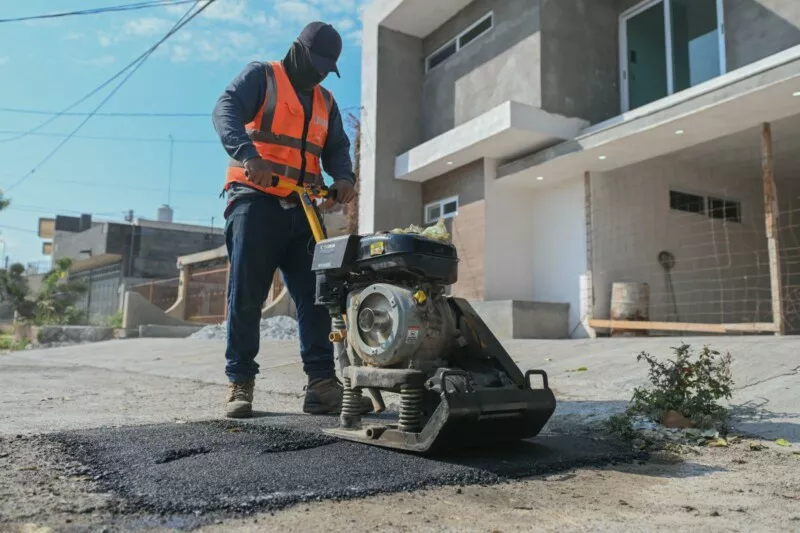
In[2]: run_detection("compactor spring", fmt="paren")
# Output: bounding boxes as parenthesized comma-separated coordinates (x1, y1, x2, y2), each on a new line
(398, 387, 424, 432)
(341, 378, 363, 418)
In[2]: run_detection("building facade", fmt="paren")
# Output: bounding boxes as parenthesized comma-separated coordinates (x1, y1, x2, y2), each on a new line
(37, 212, 225, 319)
(361, 0, 800, 337)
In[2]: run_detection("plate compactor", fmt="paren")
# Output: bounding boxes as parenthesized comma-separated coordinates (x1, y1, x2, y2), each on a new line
(262, 175, 556, 454)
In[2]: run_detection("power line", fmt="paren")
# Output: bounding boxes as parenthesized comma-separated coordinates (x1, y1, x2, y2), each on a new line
(0, 225, 39, 235)
(0, 177, 211, 197)
(5, 204, 122, 217)
(0, 1, 202, 145)
(0, 108, 209, 118)
(0, 105, 361, 121)
(4, 1, 217, 193)
(0, 0, 198, 24)
(0, 130, 217, 144)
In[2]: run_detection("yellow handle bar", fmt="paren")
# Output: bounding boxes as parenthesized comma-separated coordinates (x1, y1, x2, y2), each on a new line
(243, 173, 331, 243)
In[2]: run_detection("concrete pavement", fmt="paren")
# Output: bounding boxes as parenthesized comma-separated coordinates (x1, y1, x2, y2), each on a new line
(1, 335, 797, 440)
(1, 335, 799, 532)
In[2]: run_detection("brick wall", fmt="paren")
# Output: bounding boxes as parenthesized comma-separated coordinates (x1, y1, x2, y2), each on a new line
(421, 160, 486, 300)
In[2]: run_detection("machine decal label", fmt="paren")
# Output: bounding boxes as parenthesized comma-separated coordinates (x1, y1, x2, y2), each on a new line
(370, 242, 385, 256)
(406, 326, 419, 344)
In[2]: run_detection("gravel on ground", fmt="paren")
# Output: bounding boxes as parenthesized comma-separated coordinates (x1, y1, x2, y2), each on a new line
(188, 316, 299, 341)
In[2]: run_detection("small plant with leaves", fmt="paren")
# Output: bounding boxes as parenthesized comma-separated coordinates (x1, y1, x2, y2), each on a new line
(0, 334, 29, 352)
(33, 258, 87, 326)
(92, 311, 123, 329)
(628, 343, 733, 430)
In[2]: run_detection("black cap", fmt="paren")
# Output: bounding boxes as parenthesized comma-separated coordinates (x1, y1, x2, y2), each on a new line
(297, 21, 342, 78)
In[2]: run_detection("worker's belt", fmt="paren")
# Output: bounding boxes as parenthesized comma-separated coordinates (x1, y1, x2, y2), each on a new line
(278, 196, 300, 209)
(245, 129, 324, 158)
(229, 158, 321, 185)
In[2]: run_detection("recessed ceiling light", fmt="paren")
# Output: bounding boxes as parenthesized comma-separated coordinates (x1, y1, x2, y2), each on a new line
(536, 176, 544, 181)
(446, 161, 454, 165)
(675, 129, 685, 135)
(598, 155, 607, 160)
(793, 91, 800, 97)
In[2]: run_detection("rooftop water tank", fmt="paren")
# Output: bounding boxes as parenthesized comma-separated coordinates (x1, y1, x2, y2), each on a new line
(157, 205, 174, 223)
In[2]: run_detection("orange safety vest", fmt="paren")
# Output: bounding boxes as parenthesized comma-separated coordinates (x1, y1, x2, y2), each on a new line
(225, 61, 333, 197)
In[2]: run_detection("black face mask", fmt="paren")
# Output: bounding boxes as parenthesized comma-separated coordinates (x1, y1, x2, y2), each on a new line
(283, 41, 326, 92)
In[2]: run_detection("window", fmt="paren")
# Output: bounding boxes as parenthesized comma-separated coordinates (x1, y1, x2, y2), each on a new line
(426, 41, 457, 71)
(425, 196, 459, 224)
(670, 190, 705, 215)
(669, 189, 741, 223)
(708, 196, 741, 223)
(459, 15, 493, 48)
(620, 0, 725, 111)
(425, 12, 493, 72)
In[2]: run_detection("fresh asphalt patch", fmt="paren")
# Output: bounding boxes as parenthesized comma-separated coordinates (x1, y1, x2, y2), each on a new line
(47, 415, 643, 520)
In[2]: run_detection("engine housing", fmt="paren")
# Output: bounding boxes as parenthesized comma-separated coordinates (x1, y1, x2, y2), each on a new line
(346, 283, 454, 369)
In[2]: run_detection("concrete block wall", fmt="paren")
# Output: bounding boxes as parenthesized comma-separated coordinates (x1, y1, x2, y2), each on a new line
(589, 121, 800, 327)
(133, 227, 224, 279)
(724, 0, 800, 70)
(418, 0, 800, 136)
(52, 224, 108, 261)
(360, 13, 425, 233)
(540, 0, 621, 124)
(421, 0, 542, 140)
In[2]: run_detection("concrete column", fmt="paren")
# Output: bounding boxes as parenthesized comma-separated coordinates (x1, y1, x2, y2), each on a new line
(359, 9, 425, 233)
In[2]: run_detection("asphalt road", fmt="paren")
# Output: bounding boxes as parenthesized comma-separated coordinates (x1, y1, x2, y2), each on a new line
(48, 415, 640, 527)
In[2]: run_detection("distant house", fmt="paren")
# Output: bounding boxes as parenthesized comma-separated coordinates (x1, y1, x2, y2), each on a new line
(36, 207, 224, 319)
(360, 0, 800, 337)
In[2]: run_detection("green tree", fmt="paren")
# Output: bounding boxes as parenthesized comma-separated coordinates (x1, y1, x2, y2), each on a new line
(0, 263, 34, 319)
(33, 257, 88, 326)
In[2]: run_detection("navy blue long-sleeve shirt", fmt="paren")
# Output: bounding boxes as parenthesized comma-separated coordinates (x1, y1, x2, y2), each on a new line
(212, 61, 355, 185)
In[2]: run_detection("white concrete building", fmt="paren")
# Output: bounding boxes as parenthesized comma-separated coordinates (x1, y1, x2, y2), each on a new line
(359, 0, 800, 337)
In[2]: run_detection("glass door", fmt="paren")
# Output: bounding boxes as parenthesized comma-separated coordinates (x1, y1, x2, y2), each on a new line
(620, 0, 725, 112)
(624, 1, 669, 111)
(670, 0, 724, 91)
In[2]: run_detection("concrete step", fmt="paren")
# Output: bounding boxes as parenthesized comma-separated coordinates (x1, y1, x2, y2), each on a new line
(469, 300, 570, 339)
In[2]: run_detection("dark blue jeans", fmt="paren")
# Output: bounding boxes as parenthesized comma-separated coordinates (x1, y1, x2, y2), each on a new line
(224, 193, 334, 384)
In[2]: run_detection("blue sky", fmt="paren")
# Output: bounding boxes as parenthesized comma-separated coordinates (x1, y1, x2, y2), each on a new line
(0, 0, 367, 266)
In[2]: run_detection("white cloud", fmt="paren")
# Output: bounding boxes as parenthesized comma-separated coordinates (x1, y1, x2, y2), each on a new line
(98, 32, 117, 47)
(75, 55, 117, 67)
(123, 17, 172, 36)
(202, 0, 249, 21)
(95, 0, 366, 65)
(169, 45, 192, 63)
(336, 18, 356, 31)
(0, 57, 8, 66)
(345, 29, 362, 45)
(65, 32, 85, 41)
(274, 1, 322, 24)
(165, 0, 249, 23)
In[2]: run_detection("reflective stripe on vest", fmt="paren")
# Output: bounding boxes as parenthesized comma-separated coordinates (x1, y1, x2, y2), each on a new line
(224, 61, 332, 197)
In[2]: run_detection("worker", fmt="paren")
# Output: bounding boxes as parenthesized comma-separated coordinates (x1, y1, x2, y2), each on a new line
(211, 21, 373, 419)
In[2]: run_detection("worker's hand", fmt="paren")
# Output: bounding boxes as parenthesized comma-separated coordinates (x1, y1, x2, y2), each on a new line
(329, 179, 355, 204)
(244, 157, 274, 188)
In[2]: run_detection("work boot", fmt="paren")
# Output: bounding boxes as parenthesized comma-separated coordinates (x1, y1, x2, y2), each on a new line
(302, 377, 374, 415)
(225, 381, 254, 418)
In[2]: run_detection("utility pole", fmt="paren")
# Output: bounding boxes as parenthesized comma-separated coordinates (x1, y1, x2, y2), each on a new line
(168, 134, 174, 206)
(81, 249, 93, 321)
(125, 209, 135, 277)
